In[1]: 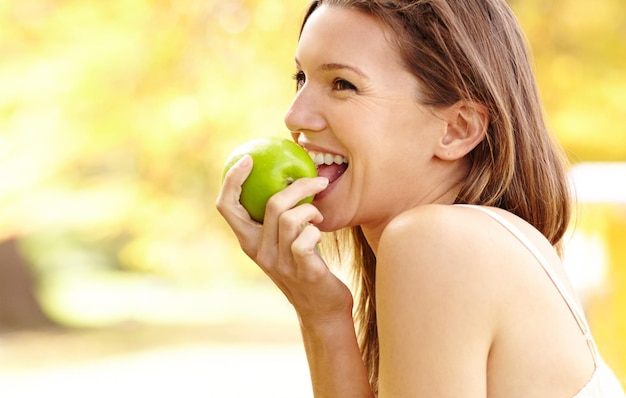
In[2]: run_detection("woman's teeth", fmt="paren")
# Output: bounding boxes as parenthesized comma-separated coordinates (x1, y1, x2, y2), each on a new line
(307, 151, 348, 168)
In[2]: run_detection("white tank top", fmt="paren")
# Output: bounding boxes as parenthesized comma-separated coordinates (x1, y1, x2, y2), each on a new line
(458, 205, 625, 397)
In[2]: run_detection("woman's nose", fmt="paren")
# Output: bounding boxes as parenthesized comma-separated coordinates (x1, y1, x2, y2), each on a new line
(284, 88, 326, 134)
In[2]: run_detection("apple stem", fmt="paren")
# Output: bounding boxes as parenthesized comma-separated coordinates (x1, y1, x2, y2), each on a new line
(286, 177, 295, 185)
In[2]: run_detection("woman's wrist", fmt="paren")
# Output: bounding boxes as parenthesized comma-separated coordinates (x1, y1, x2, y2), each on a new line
(298, 310, 374, 398)
(296, 302, 355, 334)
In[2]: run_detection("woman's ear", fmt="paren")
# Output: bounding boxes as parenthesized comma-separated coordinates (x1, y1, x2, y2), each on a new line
(435, 101, 488, 161)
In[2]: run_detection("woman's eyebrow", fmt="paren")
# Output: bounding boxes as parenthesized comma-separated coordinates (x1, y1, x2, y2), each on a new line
(319, 63, 368, 78)
(294, 58, 369, 79)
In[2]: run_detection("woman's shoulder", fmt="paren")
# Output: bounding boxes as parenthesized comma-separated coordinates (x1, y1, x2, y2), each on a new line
(375, 205, 512, 390)
(379, 203, 553, 258)
(379, 203, 523, 252)
(376, 203, 558, 296)
(375, 205, 591, 396)
(378, 204, 504, 274)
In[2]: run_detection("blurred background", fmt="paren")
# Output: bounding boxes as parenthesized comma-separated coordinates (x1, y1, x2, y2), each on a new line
(0, 0, 624, 396)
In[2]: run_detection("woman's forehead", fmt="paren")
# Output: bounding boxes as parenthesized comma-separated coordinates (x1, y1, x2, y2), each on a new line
(296, 5, 402, 71)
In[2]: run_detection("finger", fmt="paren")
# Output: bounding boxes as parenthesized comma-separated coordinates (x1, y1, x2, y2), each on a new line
(215, 155, 262, 257)
(256, 202, 320, 272)
(274, 203, 323, 268)
(265, 176, 329, 221)
(216, 155, 253, 222)
(266, 220, 325, 299)
(291, 223, 328, 282)
(259, 177, 328, 266)
(261, 176, 327, 237)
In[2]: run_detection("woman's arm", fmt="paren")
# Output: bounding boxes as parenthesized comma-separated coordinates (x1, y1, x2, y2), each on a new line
(299, 313, 374, 397)
(216, 155, 373, 397)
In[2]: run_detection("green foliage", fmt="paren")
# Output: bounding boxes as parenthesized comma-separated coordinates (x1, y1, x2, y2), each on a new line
(0, 0, 305, 284)
(511, 0, 626, 161)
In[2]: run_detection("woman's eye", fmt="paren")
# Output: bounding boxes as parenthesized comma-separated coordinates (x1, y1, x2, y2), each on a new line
(292, 71, 305, 90)
(333, 78, 356, 91)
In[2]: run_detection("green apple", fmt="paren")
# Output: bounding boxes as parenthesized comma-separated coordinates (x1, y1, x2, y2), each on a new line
(222, 137, 318, 223)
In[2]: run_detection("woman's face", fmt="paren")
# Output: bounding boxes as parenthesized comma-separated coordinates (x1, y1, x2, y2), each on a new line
(285, 5, 459, 234)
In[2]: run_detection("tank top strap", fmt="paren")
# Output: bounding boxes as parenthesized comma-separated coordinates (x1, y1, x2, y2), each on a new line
(455, 205, 599, 364)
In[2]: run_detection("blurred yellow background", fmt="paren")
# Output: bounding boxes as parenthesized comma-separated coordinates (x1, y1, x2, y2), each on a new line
(0, 0, 624, 396)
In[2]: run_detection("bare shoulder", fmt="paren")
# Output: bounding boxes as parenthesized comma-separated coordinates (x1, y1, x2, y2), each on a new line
(376, 205, 514, 395)
(379, 204, 520, 261)
(378, 203, 557, 270)
(375, 204, 588, 397)
(377, 203, 513, 299)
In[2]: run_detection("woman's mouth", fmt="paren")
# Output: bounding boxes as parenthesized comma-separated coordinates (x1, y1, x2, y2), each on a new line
(307, 150, 349, 184)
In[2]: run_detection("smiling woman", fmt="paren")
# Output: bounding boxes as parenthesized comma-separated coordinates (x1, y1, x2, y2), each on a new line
(215, 0, 626, 397)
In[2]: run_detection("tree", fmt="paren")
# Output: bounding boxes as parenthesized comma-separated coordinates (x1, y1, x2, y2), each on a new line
(0, 239, 55, 331)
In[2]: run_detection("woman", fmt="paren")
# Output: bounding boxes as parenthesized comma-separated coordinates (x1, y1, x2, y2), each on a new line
(216, 0, 625, 396)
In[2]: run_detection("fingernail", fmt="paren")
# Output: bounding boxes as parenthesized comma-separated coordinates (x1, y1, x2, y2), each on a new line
(316, 177, 329, 188)
(237, 155, 252, 168)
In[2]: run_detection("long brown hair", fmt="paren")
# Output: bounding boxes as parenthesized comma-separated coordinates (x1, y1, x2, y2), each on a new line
(300, 0, 571, 392)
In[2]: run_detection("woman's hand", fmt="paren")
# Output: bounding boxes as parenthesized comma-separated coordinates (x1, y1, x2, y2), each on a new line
(215, 155, 354, 322)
